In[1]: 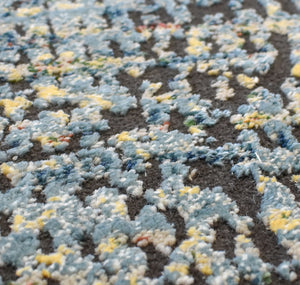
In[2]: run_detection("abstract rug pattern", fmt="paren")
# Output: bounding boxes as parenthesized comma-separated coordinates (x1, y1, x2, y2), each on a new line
(1, 0, 300, 284)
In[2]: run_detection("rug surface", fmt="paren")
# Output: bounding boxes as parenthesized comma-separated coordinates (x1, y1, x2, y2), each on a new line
(1, 0, 300, 284)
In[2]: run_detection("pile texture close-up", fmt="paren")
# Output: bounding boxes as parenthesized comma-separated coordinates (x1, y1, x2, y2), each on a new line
(1, 0, 300, 284)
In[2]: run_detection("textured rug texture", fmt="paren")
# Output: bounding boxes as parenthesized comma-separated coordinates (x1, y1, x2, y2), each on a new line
(1, 0, 300, 284)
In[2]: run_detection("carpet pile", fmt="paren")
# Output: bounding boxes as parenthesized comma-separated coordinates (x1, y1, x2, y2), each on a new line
(0, 0, 300, 284)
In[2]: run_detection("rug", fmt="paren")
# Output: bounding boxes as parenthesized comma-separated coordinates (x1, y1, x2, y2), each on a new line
(0, 0, 300, 284)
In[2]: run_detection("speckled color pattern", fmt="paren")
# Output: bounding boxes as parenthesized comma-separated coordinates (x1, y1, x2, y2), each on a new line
(1, 0, 300, 284)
